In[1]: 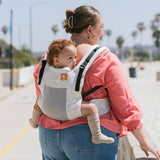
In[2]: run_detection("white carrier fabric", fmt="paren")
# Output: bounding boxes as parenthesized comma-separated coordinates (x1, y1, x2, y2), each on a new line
(38, 45, 111, 121)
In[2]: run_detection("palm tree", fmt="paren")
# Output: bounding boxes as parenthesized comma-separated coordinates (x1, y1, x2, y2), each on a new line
(153, 30, 160, 59)
(151, 20, 158, 32)
(51, 25, 59, 39)
(150, 20, 158, 60)
(116, 36, 125, 60)
(137, 22, 145, 46)
(105, 29, 112, 47)
(2, 25, 8, 40)
(131, 31, 138, 46)
(155, 13, 160, 30)
(131, 31, 138, 62)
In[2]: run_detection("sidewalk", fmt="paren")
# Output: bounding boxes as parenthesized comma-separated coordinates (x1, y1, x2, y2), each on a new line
(0, 81, 41, 160)
(0, 87, 13, 101)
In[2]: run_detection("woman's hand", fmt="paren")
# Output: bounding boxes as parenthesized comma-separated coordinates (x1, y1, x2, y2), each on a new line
(140, 141, 160, 159)
(131, 127, 160, 160)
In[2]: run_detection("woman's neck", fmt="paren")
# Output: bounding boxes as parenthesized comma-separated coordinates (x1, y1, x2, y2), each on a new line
(71, 34, 90, 47)
(71, 34, 92, 59)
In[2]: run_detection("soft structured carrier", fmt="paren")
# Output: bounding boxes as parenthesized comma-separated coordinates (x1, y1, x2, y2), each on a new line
(37, 45, 111, 120)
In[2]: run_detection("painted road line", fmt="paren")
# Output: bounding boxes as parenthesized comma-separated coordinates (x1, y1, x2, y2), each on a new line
(0, 124, 31, 159)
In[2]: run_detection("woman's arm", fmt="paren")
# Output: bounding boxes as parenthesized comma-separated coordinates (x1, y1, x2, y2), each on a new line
(132, 127, 160, 159)
(102, 52, 160, 159)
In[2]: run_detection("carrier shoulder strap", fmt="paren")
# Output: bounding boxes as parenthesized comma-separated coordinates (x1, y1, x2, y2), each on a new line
(38, 60, 46, 85)
(75, 46, 104, 91)
(38, 53, 47, 85)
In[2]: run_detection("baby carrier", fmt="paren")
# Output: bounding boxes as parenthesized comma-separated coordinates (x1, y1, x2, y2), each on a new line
(37, 45, 111, 120)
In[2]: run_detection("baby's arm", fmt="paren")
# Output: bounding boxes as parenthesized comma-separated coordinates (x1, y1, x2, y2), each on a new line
(34, 98, 42, 112)
(81, 101, 98, 116)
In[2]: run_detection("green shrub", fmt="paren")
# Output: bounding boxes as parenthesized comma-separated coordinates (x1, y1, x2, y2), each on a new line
(0, 39, 37, 69)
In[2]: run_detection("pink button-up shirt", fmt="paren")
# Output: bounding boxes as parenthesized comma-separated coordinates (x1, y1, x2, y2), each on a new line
(34, 48, 143, 137)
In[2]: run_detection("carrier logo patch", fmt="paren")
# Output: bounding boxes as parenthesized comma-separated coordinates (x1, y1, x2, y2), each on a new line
(60, 73, 68, 81)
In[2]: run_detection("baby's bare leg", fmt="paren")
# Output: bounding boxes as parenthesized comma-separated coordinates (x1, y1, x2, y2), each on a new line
(81, 101, 98, 115)
(81, 101, 114, 144)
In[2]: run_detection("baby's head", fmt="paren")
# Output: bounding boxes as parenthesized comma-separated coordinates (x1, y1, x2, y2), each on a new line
(47, 39, 77, 70)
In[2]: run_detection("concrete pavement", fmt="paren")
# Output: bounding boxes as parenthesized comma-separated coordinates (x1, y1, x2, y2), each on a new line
(0, 81, 41, 160)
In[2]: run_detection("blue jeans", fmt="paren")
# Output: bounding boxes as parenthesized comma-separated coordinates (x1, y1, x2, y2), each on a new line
(39, 124, 119, 160)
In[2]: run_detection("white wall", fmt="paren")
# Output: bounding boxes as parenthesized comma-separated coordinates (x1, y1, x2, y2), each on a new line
(18, 65, 35, 86)
(0, 65, 35, 88)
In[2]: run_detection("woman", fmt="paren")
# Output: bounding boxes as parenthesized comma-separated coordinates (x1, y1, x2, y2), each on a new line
(34, 5, 160, 160)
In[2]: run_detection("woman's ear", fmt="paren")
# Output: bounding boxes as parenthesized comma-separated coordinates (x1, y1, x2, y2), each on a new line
(86, 25, 92, 36)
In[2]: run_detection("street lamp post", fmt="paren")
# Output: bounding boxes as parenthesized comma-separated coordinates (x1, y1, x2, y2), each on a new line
(10, 9, 14, 90)
(29, 6, 32, 55)
(29, 1, 47, 56)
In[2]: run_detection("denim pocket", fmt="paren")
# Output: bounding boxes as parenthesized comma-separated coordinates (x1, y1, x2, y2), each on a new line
(39, 125, 47, 145)
(71, 124, 101, 153)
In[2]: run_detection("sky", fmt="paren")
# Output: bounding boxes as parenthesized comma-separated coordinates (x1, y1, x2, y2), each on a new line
(0, 0, 160, 55)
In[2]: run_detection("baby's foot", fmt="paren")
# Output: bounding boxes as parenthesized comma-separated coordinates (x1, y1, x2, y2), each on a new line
(92, 134, 114, 144)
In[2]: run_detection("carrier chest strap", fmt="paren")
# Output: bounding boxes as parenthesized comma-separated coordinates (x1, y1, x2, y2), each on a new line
(38, 60, 46, 85)
(75, 46, 101, 91)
